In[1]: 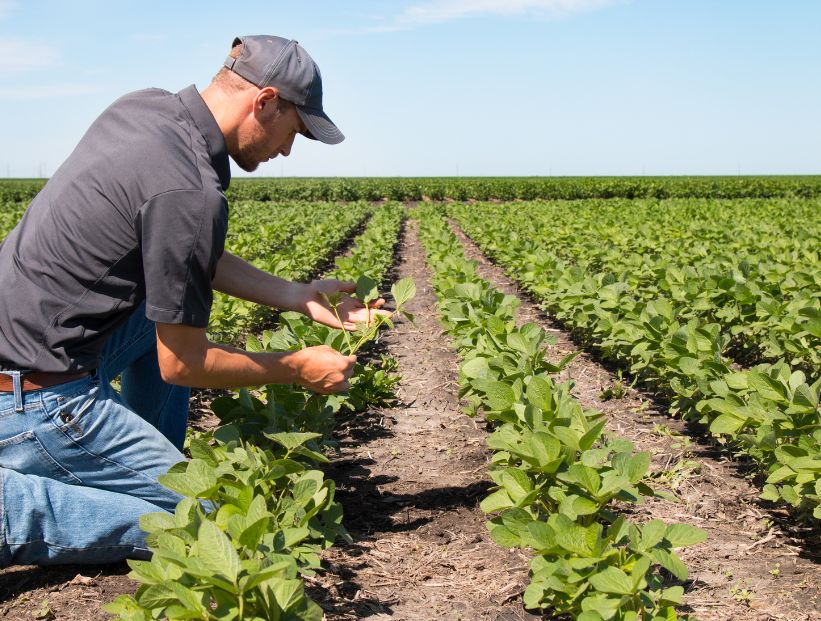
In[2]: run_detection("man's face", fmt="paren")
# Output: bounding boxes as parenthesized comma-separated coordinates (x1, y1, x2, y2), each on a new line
(233, 98, 307, 172)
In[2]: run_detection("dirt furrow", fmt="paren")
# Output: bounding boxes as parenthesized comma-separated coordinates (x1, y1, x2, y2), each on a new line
(310, 219, 537, 620)
(448, 219, 820, 621)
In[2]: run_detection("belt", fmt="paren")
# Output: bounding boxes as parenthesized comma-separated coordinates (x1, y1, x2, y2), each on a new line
(0, 371, 89, 393)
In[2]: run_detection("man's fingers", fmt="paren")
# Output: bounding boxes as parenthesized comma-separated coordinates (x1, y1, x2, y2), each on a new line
(313, 278, 356, 296)
(368, 298, 386, 309)
(337, 280, 356, 293)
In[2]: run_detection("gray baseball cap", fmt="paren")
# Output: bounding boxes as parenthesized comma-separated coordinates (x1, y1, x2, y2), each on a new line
(223, 35, 344, 145)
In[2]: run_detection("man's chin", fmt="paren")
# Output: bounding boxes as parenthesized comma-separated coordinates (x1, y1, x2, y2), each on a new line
(234, 159, 259, 173)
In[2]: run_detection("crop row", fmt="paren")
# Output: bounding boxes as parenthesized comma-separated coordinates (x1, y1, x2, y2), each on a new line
(224, 201, 318, 262)
(450, 203, 821, 520)
(451, 199, 820, 375)
(107, 206, 410, 619)
(415, 205, 705, 621)
(224, 177, 821, 201)
(4, 175, 821, 206)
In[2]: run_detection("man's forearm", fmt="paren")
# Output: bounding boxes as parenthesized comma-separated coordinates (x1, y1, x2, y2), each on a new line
(155, 322, 355, 393)
(212, 251, 309, 312)
(157, 335, 301, 388)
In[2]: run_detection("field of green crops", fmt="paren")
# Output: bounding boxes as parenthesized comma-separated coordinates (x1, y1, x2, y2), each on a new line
(1, 176, 819, 620)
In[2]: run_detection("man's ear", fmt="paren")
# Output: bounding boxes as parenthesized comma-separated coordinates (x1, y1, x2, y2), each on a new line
(253, 87, 281, 121)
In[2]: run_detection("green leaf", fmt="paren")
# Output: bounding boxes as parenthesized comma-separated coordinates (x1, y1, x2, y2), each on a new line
(766, 465, 795, 484)
(506, 331, 532, 354)
(589, 566, 635, 595)
(355, 275, 379, 304)
(627, 452, 650, 483)
(552, 426, 581, 452)
(555, 522, 595, 556)
(577, 611, 605, 621)
(238, 516, 270, 550)
(525, 375, 553, 411)
(139, 511, 176, 534)
(725, 372, 748, 390)
(760, 484, 781, 501)
(197, 520, 240, 583)
(660, 585, 685, 605)
(665, 523, 707, 548)
(188, 437, 218, 466)
(241, 561, 293, 592)
(480, 489, 513, 513)
(245, 333, 263, 352)
(780, 485, 800, 506)
(524, 520, 557, 551)
(158, 460, 217, 498)
(483, 381, 516, 411)
(793, 384, 819, 409)
(561, 464, 601, 495)
(391, 277, 417, 306)
(169, 582, 207, 615)
(710, 413, 745, 435)
(489, 523, 522, 548)
(103, 595, 145, 617)
(292, 477, 321, 504)
(579, 420, 606, 451)
(461, 357, 490, 379)
(127, 560, 167, 585)
(500, 468, 533, 502)
(748, 371, 788, 403)
(678, 356, 701, 375)
(273, 578, 305, 611)
(652, 548, 689, 581)
(266, 432, 322, 451)
(640, 519, 667, 549)
(136, 584, 178, 609)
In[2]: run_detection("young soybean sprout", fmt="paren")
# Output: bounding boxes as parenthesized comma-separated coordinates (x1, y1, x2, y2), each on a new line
(321, 275, 416, 355)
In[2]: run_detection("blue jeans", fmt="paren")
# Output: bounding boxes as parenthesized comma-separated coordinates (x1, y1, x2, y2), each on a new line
(0, 303, 191, 566)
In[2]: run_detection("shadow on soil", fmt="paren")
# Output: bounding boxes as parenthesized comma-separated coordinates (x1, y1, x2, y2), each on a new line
(0, 562, 130, 604)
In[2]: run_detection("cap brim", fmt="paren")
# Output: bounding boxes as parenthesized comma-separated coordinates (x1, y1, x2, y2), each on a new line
(296, 106, 345, 145)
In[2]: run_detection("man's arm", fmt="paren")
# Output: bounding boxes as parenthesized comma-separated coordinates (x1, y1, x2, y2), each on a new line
(155, 322, 356, 392)
(212, 250, 389, 330)
(212, 251, 307, 312)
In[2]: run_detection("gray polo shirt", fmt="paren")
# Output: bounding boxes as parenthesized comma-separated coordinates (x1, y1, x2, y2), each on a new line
(0, 85, 230, 373)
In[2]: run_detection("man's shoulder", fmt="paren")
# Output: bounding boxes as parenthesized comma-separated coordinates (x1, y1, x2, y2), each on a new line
(111, 87, 175, 105)
(92, 88, 205, 187)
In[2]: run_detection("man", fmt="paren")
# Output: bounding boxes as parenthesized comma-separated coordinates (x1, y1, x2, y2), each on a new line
(0, 35, 379, 566)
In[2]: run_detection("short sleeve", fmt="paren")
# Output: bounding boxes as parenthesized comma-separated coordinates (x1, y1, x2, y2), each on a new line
(136, 189, 228, 327)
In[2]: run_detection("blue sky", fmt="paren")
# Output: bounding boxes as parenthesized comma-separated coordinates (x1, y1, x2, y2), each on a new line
(1, 0, 819, 178)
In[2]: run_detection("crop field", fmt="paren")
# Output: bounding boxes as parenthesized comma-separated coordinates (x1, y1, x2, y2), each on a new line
(0, 177, 819, 621)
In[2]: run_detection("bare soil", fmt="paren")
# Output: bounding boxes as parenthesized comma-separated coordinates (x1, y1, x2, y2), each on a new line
(449, 218, 821, 621)
(306, 219, 537, 620)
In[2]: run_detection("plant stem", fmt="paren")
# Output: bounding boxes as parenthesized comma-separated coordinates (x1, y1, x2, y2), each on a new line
(330, 302, 353, 353)
(349, 308, 401, 355)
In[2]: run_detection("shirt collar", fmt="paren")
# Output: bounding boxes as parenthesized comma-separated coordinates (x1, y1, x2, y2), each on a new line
(178, 84, 231, 191)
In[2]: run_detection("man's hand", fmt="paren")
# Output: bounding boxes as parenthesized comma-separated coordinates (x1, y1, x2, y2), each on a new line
(304, 279, 390, 331)
(291, 345, 357, 394)
(155, 323, 356, 392)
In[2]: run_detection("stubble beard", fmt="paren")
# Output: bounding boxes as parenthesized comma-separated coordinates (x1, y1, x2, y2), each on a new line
(233, 122, 269, 172)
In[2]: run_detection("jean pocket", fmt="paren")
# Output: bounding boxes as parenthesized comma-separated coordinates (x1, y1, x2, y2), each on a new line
(0, 430, 82, 485)
(47, 384, 102, 442)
